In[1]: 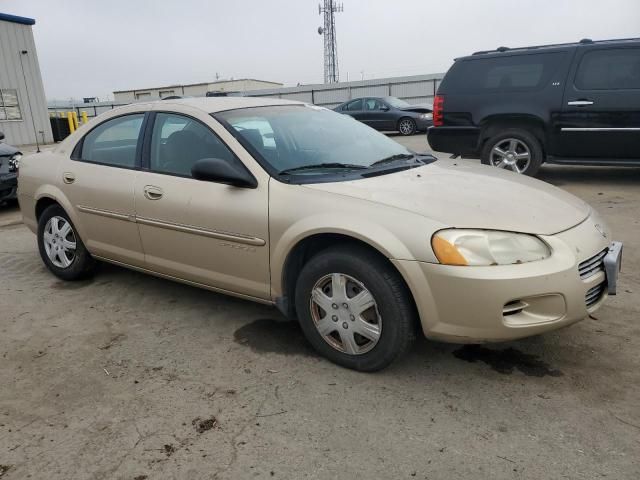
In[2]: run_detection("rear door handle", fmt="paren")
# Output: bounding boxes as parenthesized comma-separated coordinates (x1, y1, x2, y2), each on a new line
(62, 172, 75, 184)
(567, 100, 594, 106)
(143, 185, 163, 200)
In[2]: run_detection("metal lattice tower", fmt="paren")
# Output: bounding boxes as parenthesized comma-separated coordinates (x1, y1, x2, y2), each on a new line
(318, 1, 343, 84)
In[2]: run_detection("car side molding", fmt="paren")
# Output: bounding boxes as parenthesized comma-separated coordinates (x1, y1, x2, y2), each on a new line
(77, 205, 266, 246)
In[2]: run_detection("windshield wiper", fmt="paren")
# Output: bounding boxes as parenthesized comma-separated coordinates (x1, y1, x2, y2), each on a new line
(279, 163, 368, 175)
(369, 153, 416, 167)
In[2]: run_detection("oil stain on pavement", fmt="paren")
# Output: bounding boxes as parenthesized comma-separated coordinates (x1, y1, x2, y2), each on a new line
(234, 319, 316, 357)
(453, 345, 563, 377)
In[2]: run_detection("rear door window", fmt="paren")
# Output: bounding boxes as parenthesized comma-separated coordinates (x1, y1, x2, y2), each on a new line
(79, 114, 144, 168)
(344, 99, 363, 111)
(574, 48, 640, 90)
(441, 52, 566, 93)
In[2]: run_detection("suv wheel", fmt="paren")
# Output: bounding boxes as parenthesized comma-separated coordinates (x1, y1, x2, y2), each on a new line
(294, 245, 416, 372)
(37, 204, 95, 281)
(481, 129, 543, 176)
(398, 117, 416, 136)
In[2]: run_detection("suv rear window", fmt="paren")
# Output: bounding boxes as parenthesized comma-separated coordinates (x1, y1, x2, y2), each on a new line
(575, 48, 640, 90)
(440, 52, 566, 93)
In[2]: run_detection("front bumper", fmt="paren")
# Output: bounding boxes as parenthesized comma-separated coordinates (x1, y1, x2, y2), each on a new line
(0, 173, 17, 202)
(393, 216, 620, 343)
(415, 118, 433, 132)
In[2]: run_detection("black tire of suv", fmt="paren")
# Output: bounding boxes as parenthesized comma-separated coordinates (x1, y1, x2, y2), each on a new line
(481, 129, 544, 176)
(37, 204, 96, 281)
(397, 117, 417, 136)
(294, 245, 416, 372)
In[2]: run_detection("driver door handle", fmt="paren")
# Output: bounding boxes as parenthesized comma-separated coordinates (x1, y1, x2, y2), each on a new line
(143, 185, 163, 200)
(567, 100, 594, 106)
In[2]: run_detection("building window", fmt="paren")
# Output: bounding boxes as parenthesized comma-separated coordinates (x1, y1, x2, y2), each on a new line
(0, 89, 22, 121)
(135, 92, 151, 100)
(159, 90, 175, 98)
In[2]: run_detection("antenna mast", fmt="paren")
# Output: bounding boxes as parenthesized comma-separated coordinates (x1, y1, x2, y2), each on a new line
(318, 1, 343, 84)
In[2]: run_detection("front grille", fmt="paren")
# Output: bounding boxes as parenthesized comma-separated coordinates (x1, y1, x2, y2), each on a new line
(585, 282, 606, 308)
(578, 248, 607, 280)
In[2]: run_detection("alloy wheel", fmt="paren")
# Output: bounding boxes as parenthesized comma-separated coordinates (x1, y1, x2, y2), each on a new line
(398, 119, 415, 136)
(43, 216, 77, 268)
(309, 273, 382, 355)
(489, 138, 531, 173)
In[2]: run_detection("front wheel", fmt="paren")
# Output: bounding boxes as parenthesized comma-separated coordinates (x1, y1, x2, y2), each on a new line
(481, 129, 543, 176)
(37, 204, 95, 281)
(397, 117, 417, 136)
(294, 245, 416, 372)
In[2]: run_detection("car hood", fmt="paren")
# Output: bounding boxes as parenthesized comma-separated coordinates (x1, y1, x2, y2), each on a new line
(0, 142, 19, 157)
(304, 159, 590, 235)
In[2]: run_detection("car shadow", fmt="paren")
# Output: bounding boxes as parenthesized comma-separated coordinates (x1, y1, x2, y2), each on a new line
(539, 165, 640, 187)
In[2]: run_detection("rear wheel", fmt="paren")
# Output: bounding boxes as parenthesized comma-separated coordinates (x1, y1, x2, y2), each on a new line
(481, 129, 543, 176)
(294, 245, 416, 372)
(37, 204, 95, 281)
(397, 117, 417, 136)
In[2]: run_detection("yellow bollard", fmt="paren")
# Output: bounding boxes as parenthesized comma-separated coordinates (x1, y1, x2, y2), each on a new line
(72, 111, 79, 130)
(59, 111, 64, 118)
(67, 111, 75, 133)
(81, 111, 88, 125)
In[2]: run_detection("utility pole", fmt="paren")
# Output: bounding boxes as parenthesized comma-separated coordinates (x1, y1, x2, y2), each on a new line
(18, 50, 40, 152)
(318, 1, 343, 84)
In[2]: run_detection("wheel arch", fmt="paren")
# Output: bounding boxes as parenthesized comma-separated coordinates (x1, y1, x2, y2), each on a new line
(35, 196, 59, 220)
(479, 114, 548, 155)
(276, 230, 416, 321)
(32, 187, 86, 240)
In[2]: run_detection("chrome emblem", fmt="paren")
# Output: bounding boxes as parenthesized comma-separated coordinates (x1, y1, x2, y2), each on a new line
(595, 224, 607, 238)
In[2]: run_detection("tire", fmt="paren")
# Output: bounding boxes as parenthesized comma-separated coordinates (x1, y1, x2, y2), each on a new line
(294, 245, 416, 372)
(481, 128, 543, 176)
(37, 204, 95, 281)
(397, 117, 417, 136)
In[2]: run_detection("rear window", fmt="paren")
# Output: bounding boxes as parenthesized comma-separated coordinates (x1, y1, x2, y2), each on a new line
(344, 99, 363, 111)
(575, 48, 640, 90)
(440, 52, 566, 93)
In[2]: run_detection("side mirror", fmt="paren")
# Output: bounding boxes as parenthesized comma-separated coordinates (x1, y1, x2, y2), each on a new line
(380, 105, 390, 112)
(0, 131, 4, 141)
(191, 158, 257, 188)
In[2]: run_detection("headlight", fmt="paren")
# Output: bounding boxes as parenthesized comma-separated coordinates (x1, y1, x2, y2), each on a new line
(9, 153, 22, 172)
(431, 229, 551, 266)
(420, 113, 433, 120)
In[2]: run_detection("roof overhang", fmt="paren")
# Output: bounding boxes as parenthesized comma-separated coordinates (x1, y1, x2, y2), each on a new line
(0, 12, 36, 26)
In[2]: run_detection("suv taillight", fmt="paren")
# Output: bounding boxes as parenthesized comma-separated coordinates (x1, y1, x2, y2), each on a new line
(433, 95, 444, 127)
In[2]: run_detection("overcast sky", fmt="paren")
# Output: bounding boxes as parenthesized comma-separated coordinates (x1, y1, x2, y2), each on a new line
(2, 0, 639, 101)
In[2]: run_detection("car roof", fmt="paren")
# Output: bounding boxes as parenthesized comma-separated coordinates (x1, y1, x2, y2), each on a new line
(458, 37, 640, 60)
(134, 96, 304, 113)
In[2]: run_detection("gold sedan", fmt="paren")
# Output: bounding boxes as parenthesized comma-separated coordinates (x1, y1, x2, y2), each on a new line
(17, 98, 622, 371)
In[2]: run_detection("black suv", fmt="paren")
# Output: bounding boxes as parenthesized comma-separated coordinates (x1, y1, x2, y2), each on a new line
(427, 38, 640, 176)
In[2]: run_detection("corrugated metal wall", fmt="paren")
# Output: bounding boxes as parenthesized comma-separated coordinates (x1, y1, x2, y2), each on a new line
(48, 73, 445, 121)
(113, 79, 284, 103)
(0, 19, 53, 146)
(243, 73, 444, 108)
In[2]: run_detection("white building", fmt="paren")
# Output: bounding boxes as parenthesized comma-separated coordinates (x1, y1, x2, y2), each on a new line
(113, 78, 283, 102)
(0, 12, 53, 146)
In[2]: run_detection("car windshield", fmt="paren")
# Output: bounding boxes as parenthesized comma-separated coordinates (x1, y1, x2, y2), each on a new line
(384, 97, 411, 108)
(215, 105, 417, 179)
